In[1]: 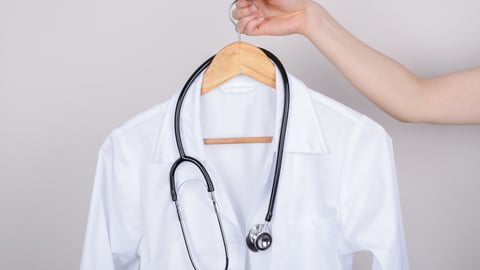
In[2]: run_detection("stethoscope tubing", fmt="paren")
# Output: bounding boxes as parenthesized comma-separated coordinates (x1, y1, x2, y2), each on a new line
(173, 55, 215, 160)
(169, 47, 290, 269)
(260, 48, 290, 222)
(174, 191, 229, 270)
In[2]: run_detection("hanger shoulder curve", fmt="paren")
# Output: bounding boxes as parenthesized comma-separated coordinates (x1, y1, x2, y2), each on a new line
(200, 41, 276, 95)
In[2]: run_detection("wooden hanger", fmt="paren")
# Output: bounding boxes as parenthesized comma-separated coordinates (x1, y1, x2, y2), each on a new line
(201, 41, 276, 145)
(201, 41, 276, 95)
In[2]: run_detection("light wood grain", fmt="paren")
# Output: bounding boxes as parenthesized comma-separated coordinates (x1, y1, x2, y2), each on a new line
(201, 41, 276, 144)
(201, 41, 276, 95)
(203, 136, 273, 145)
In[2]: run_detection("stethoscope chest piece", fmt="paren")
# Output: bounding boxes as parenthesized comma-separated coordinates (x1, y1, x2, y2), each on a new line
(246, 223, 272, 252)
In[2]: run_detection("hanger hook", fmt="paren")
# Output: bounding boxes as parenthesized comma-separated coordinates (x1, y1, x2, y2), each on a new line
(228, 0, 241, 42)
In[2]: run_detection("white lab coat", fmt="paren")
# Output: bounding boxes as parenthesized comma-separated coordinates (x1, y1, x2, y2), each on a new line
(80, 67, 409, 270)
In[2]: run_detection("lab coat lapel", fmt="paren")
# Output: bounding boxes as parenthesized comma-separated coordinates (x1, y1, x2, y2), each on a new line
(150, 65, 331, 239)
(275, 70, 329, 155)
(151, 71, 243, 232)
(259, 67, 329, 185)
(152, 67, 330, 162)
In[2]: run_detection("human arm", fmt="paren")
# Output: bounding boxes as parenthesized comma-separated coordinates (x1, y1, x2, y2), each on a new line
(234, 0, 480, 124)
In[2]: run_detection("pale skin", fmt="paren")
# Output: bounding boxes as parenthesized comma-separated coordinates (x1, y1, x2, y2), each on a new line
(233, 0, 480, 124)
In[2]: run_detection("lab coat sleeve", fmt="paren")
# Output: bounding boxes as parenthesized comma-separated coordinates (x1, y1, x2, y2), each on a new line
(80, 131, 143, 270)
(338, 116, 409, 270)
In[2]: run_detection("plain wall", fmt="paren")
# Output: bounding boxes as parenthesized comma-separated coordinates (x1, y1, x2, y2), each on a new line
(1, 0, 479, 269)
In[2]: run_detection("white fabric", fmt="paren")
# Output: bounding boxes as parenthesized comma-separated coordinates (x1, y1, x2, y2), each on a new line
(80, 67, 409, 270)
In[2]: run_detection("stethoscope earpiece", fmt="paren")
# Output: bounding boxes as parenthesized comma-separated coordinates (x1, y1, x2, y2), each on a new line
(246, 223, 273, 252)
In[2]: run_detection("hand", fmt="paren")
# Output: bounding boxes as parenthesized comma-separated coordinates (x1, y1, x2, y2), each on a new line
(232, 0, 480, 124)
(232, 0, 315, 36)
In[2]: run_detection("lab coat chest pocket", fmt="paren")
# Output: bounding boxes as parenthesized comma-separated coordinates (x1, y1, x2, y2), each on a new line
(271, 216, 340, 270)
(276, 153, 339, 221)
(269, 153, 341, 270)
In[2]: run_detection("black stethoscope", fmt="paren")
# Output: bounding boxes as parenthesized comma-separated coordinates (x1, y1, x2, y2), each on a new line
(169, 47, 290, 269)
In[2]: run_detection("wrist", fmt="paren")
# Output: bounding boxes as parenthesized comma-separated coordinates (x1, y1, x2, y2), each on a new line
(301, 2, 335, 44)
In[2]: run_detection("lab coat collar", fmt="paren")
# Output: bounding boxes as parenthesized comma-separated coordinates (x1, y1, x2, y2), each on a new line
(152, 65, 329, 164)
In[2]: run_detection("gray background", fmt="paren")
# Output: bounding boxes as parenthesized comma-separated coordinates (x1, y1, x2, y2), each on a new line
(1, 0, 479, 269)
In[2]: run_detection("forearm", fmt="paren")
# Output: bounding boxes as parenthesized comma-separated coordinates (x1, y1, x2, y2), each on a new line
(236, 0, 480, 124)
(303, 4, 426, 122)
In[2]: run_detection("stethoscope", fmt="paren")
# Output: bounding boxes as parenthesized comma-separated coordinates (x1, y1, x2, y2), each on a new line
(169, 47, 290, 269)
(169, 5, 290, 270)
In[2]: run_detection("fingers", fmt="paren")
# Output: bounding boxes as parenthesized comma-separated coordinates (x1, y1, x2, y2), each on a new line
(232, 0, 259, 20)
(237, 15, 265, 36)
(233, 0, 266, 35)
(236, 13, 257, 33)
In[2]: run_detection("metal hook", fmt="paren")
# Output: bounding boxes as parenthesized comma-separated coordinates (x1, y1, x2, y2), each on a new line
(228, 0, 241, 41)
(229, 1, 260, 41)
